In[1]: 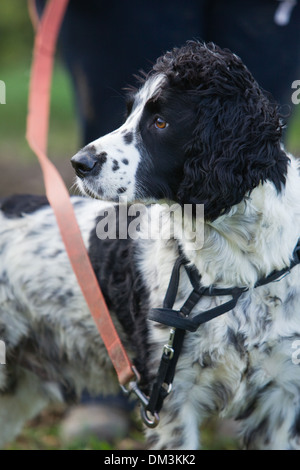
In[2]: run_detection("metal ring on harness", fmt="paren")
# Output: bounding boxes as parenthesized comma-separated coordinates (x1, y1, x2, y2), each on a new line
(120, 366, 160, 428)
(140, 407, 160, 428)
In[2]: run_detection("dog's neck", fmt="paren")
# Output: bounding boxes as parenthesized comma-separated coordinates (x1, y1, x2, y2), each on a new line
(183, 155, 300, 288)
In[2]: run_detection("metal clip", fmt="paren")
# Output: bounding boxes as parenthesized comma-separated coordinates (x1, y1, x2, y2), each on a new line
(120, 366, 160, 428)
(140, 407, 160, 428)
(163, 327, 176, 359)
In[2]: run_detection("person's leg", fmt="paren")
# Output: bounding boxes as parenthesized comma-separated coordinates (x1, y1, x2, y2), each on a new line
(205, 0, 300, 107)
(59, 0, 204, 144)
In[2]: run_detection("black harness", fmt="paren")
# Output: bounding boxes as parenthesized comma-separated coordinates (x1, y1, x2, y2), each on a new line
(145, 239, 300, 420)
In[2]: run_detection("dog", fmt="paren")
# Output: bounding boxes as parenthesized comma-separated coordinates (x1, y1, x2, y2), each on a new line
(1, 41, 300, 450)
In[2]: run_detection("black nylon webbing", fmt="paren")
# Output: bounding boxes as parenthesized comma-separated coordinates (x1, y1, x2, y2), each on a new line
(147, 238, 300, 416)
(147, 329, 186, 415)
(147, 256, 187, 415)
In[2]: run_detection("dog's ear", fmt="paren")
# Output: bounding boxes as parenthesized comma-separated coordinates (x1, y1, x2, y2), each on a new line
(176, 47, 289, 221)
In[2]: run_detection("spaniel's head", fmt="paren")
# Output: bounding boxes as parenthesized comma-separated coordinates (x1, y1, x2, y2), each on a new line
(71, 41, 289, 220)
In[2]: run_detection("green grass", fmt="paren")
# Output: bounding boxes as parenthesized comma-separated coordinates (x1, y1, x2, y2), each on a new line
(286, 106, 300, 155)
(4, 406, 143, 451)
(3, 406, 240, 450)
(0, 60, 79, 164)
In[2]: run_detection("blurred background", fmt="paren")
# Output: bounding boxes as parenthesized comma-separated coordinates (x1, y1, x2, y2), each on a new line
(0, 1, 299, 201)
(0, 0, 78, 198)
(0, 0, 300, 450)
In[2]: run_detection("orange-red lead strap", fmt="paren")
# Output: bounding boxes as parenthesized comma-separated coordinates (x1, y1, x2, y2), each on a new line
(26, 0, 135, 386)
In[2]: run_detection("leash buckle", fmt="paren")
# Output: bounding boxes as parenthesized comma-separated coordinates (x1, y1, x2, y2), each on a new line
(120, 366, 160, 429)
(163, 327, 176, 359)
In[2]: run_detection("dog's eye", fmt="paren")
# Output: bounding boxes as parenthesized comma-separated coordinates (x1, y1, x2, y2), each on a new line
(154, 117, 168, 129)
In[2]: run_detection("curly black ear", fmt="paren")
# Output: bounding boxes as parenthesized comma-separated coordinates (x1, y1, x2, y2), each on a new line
(174, 42, 289, 221)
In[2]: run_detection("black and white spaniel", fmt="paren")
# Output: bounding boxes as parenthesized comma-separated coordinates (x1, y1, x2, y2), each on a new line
(0, 41, 300, 450)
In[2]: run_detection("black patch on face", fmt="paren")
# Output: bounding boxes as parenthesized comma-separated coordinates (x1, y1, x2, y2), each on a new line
(134, 87, 197, 201)
(122, 158, 129, 165)
(112, 160, 120, 172)
(123, 132, 133, 144)
(98, 152, 107, 162)
(133, 41, 289, 220)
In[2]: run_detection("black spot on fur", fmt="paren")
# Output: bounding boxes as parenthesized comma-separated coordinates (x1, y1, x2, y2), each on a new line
(236, 381, 274, 421)
(112, 160, 120, 172)
(117, 187, 127, 194)
(199, 352, 214, 368)
(123, 132, 133, 144)
(168, 437, 185, 449)
(147, 433, 160, 447)
(98, 152, 108, 164)
(0, 363, 18, 394)
(227, 328, 246, 356)
(122, 158, 129, 165)
(0, 194, 49, 218)
(290, 410, 300, 439)
(88, 206, 151, 391)
(211, 381, 233, 410)
(171, 426, 185, 437)
(12, 326, 79, 400)
(244, 417, 270, 450)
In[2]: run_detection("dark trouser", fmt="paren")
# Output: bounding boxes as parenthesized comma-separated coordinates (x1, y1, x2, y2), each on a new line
(37, 0, 300, 144)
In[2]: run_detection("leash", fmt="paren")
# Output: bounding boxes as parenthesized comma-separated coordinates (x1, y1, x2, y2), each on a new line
(26, 0, 137, 388)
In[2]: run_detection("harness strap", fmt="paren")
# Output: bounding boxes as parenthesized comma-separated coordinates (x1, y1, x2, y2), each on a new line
(147, 238, 300, 416)
(147, 329, 186, 415)
(147, 257, 187, 415)
(150, 287, 247, 332)
(150, 240, 300, 332)
(26, 0, 135, 386)
(255, 239, 300, 287)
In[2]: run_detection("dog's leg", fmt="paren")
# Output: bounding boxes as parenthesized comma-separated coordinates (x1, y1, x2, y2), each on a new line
(145, 399, 200, 450)
(0, 369, 51, 448)
(238, 359, 300, 450)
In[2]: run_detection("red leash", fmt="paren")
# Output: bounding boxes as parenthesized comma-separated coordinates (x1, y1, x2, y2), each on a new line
(26, 0, 136, 387)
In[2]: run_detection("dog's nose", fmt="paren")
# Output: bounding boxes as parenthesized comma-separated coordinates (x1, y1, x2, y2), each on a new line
(71, 151, 98, 179)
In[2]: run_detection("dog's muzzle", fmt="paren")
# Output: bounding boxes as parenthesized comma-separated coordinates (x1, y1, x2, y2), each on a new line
(71, 149, 100, 179)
